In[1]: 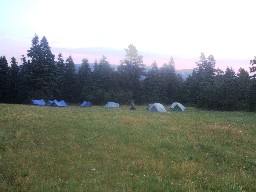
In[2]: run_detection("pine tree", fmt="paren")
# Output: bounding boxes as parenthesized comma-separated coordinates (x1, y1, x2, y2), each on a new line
(63, 55, 76, 102)
(117, 44, 145, 103)
(159, 57, 182, 103)
(188, 53, 217, 108)
(55, 53, 65, 99)
(92, 56, 116, 104)
(237, 68, 250, 109)
(144, 61, 161, 102)
(8, 57, 20, 103)
(39, 36, 56, 98)
(248, 56, 256, 111)
(77, 58, 92, 101)
(0, 56, 9, 102)
(220, 67, 238, 110)
(18, 55, 31, 103)
(27, 35, 56, 99)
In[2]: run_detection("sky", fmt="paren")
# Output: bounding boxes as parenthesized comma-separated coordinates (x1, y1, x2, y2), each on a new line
(1, 0, 256, 70)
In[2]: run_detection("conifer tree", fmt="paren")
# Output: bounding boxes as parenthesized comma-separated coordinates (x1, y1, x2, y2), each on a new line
(55, 53, 65, 99)
(144, 61, 161, 102)
(92, 56, 116, 104)
(63, 55, 76, 102)
(0, 56, 9, 102)
(27, 35, 56, 99)
(77, 58, 93, 101)
(117, 44, 145, 102)
(8, 57, 20, 103)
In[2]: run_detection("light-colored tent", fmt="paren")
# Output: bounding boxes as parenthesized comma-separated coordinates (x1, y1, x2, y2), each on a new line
(31, 99, 46, 106)
(170, 102, 185, 111)
(80, 101, 93, 107)
(105, 102, 119, 108)
(147, 103, 167, 112)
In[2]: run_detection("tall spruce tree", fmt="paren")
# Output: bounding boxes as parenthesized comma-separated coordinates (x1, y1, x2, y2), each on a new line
(248, 56, 256, 111)
(117, 44, 145, 103)
(77, 58, 92, 101)
(159, 57, 182, 103)
(92, 56, 116, 104)
(55, 53, 65, 99)
(63, 55, 76, 102)
(8, 57, 20, 103)
(143, 61, 161, 102)
(237, 68, 250, 109)
(187, 53, 216, 108)
(0, 56, 9, 102)
(27, 35, 56, 99)
(19, 55, 31, 102)
(40, 36, 56, 98)
(220, 67, 238, 110)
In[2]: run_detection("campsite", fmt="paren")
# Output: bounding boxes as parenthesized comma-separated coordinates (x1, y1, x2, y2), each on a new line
(0, 104, 256, 191)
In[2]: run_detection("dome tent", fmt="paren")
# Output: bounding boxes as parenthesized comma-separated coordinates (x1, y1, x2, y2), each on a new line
(46, 99, 68, 107)
(80, 101, 93, 107)
(170, 102, 186, 111)
(147, 103, 166, 113)
(31, 99, 46, 106)
(105, 102, 119, 108)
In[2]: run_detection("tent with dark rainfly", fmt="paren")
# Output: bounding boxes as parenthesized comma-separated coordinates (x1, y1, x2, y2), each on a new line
(147, 103, 166, 113)
(80, 101, 93, 107)
(31, 99, 46, 106)
(170, 102, 186, 111)
(105, 102, 119, 108)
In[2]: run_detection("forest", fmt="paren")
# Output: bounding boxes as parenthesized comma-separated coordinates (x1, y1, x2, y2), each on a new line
(0, 35, 256, 111)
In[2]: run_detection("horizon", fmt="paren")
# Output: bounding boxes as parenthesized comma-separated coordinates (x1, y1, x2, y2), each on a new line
(1, 44, 251, 72)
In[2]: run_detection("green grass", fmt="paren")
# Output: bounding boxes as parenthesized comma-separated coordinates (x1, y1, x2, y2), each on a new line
(0, 104, 256, 191)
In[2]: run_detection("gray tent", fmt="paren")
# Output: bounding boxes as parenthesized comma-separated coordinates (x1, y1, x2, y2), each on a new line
(147, 103, 167, 113)
(105, 102, 120, 108)
(170, 102, 186, 111)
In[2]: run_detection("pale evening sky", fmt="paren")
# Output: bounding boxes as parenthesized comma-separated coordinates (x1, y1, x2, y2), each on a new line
(0, 0, 255, 70)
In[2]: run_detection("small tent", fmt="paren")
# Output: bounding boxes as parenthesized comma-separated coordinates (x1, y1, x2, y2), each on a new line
(105, 102, 119, 108)
(147, 103, 167, 112)
(170, 102, 185, 111)
(57, 100, 68, 107)
(80, 101, 93, 107)
(31, 99, 46, 106)
(46, 99, 68, 107)
(46, 99, 58, 106)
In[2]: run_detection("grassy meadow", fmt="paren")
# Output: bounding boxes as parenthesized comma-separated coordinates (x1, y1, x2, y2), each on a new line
(0, 104, 256, 191)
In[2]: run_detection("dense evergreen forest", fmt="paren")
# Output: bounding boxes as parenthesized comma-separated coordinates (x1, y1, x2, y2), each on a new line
(1, 35, 256, 111)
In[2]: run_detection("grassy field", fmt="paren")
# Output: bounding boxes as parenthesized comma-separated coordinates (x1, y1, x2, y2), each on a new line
(0, 104, 256, 191)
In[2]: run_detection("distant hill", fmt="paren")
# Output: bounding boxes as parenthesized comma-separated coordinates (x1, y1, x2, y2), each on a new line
(75, 64, 192, 80)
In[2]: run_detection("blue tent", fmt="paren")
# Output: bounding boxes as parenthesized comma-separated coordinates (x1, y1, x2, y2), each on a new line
(105, 102, 119, 108)
(46, 99, 68, 107)
(80, 101, 93, 107)
(31, 99, 46, 106)
(58, 100, 68, 107)
(46, 99, 58, 106)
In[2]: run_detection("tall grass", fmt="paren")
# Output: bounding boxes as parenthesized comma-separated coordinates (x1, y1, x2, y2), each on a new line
(0, 104, 256, 191)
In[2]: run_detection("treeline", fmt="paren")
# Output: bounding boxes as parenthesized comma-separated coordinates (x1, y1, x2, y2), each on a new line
(0, 35, 256, 111)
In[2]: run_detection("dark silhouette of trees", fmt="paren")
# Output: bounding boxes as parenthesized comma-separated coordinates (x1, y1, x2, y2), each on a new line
(1, 35, 256, 111)
(0, 56, 9, 103)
